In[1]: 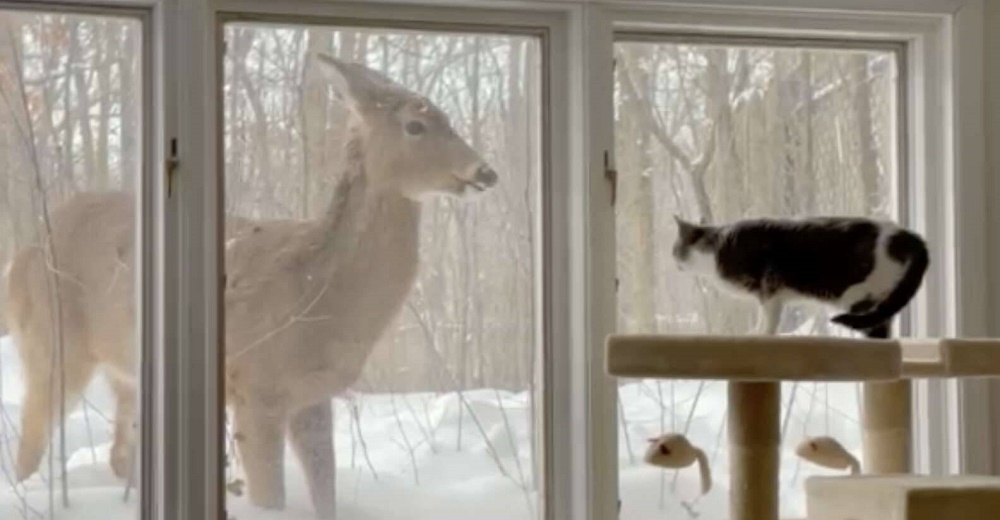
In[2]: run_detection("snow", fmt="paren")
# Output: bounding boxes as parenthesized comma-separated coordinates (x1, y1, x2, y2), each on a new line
(0, 332, 864, 520)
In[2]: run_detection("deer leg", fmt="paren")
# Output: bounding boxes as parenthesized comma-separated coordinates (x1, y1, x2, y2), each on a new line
(289, 400, 336, 519)
(106, 375, 138, 479)
(16, 355, 96, 482)
(234, 403, 287, 510)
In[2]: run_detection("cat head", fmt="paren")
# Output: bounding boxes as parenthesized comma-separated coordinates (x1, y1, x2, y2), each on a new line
(672, 215, 716, 272)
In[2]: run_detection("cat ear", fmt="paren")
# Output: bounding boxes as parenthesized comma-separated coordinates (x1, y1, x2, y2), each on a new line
(674, 215, 698, 238)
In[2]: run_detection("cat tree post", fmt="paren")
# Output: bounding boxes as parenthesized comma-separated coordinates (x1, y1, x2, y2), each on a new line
(606, 334, 902, 520)
(804, 339, 1000, 520)
(857, 339, 1000, 474)
(729, 382, 780, 520)
(861, 381, 911, 473)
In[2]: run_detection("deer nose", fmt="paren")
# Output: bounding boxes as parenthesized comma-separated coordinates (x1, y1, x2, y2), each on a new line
(475, 165, 498, 188)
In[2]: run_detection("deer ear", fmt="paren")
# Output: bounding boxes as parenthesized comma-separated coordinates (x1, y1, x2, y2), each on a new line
(313, 52, 379, 111)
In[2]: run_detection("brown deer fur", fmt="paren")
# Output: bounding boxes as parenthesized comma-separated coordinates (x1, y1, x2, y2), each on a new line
(1, 54, 499, 518)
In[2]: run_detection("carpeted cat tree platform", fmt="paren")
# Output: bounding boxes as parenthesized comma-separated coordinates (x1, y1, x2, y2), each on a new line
(606, 334, 1000, 520)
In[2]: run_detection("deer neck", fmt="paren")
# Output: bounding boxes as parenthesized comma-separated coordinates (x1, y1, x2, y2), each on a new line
(308, 150, 422, 290)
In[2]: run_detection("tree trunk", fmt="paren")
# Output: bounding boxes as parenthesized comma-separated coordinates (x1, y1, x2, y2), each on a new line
(70, 21, 100, 188)
(616, 47, 656, 334)
(301, 30, 333, 217)
(96, 21, 112, 188)
(119, 24, 139, 191)
(853, 54, 881, 215)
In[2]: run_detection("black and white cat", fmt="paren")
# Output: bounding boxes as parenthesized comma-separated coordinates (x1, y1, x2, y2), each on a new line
(671, 215, 929, 339)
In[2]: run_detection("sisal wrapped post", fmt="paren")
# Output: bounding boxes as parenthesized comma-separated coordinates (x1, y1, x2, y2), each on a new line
(728, 381, 780, 520)
(862, 380, 911, 473)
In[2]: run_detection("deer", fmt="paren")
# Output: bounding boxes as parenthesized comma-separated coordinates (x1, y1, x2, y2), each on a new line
(1, 53, 499, 518)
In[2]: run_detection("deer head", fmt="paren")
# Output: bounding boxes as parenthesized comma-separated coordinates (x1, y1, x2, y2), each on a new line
(314, 52, 499, 200)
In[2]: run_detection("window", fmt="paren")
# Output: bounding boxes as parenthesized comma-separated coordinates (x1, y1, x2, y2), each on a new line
(220, 20, 544, 520)
(612, 37, 902, 518)
(1, 2, 991, 520)
(0, 8, 145, 519)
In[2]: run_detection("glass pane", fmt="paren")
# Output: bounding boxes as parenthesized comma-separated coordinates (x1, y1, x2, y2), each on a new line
(0, 11, 144, 520)
(613, 41, 899, 518)
(221, 24, 543, 520)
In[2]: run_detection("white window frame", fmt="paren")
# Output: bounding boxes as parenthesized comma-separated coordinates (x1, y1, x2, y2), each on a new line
(176, 3, 992, 519)
(581, 0, 990, 518)
(169, 1, 581, 519)
(2, 1, 990, 519)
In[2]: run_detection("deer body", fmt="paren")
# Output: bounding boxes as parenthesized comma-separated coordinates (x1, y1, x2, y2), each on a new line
(226, 175, 421, 408)
(5, 191, 140, 488)
(2, 54, 497, 519)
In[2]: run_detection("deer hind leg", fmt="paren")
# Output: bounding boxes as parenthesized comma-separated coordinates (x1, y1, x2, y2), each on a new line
(234, 403, 287, 510)
(16, 350, 96, 482)
(106, 374, 138, 479)
(289, 401, 336, 519)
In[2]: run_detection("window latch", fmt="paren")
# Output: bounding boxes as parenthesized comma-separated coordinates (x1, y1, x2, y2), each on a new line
(166, 138, 179, 197)
(604, 150, 617, 206)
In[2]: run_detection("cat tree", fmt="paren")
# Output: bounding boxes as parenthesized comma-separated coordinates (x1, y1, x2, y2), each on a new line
(606, 334, 1000, 520)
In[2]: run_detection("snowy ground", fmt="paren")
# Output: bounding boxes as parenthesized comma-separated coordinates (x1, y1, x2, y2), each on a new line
(0, 333, 862, 520)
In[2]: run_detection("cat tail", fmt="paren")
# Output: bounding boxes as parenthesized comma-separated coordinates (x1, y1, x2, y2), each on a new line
(831, 230, 929, 332)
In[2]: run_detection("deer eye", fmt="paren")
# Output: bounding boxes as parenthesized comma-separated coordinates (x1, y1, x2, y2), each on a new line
(405, 120, 426, 136)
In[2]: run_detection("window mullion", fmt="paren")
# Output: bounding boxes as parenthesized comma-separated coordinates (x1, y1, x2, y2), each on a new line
(159, 0, 225, 519)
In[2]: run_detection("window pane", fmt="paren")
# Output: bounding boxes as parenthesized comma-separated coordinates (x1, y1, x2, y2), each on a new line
(221, 24, 543, 520)
(0, 11, 144, 519)
(613, 41, 899, 518)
